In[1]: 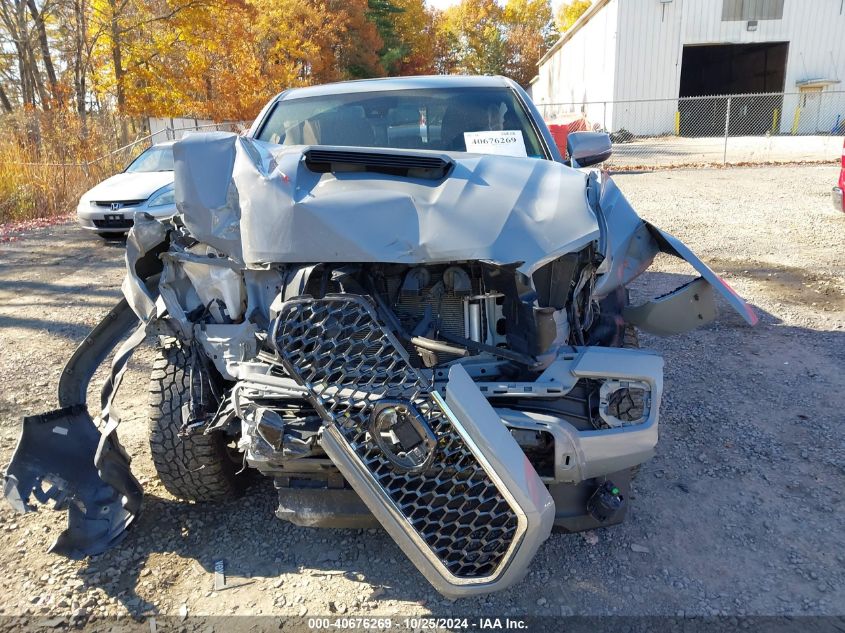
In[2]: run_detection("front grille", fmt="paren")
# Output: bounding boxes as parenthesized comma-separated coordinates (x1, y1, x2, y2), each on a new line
(271, 295, 519, 579)
(93, 218, 134, 229)
(93, 200, 145, 208)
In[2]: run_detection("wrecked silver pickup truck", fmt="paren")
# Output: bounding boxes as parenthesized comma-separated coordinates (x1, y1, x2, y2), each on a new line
(4, 76, 756, 598)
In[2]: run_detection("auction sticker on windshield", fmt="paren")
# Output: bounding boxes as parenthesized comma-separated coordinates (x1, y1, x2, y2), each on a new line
(464, 130, 528, 157)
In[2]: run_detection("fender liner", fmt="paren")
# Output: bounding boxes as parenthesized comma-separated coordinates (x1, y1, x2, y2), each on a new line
(3, 216, 168, 558)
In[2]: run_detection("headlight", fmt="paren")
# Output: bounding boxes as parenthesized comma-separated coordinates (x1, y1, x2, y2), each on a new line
(598, 379, 650, 427)
(148, 188, 175, 207)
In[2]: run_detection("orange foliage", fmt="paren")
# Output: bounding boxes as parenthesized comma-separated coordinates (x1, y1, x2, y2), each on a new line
(115, 0, 383, 120)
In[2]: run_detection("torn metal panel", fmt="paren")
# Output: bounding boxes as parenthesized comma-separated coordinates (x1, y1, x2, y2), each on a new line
(592, 174, 757, 327)
(624, 277, 717, 336)
(173, 132, 243, 262)
(592, 175, 659, 298)
(645, 223, 759, 326)
(122, 213, 167, 322)
(180, 246, 246, 323)
(173, 134, 600, 275)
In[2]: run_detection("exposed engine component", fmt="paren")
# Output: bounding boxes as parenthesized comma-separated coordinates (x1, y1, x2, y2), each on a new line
(238, 402, 323, 474)
(394, 264, 511, 363)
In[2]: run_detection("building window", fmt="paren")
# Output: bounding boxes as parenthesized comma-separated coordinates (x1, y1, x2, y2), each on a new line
(721, 0, 785, 21)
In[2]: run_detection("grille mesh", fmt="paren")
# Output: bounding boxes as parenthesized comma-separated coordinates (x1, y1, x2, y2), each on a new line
(271, 295, 519, 578)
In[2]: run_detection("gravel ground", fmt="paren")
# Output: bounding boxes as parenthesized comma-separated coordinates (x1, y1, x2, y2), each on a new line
(0, 164, 842, 628)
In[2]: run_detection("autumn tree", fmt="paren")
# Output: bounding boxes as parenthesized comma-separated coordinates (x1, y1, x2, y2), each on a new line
(438, 0, 507, 77)
(554, 0, 590, 33)
(331, 0, 384, 79)
(0, 0, 53, 108)
(369, 0, 436, 76)
(0, 0, 553, 123)
(503, 0, 554, 87)
(110, 0, 387, 121)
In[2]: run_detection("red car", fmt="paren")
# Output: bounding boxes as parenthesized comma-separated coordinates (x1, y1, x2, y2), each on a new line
(834, 137, 844, 213)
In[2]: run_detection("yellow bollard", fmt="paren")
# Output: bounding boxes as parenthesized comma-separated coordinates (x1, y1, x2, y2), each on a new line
(771, 108, 780, 133)
(791, 108, 801, 135)
(674, 111, 680, 136)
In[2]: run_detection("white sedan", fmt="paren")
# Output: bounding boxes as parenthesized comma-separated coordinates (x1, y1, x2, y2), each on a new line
(76, 141, 177, 238)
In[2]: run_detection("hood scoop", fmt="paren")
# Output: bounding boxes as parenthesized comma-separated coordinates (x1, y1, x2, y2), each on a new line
(303, 146, 453, 180)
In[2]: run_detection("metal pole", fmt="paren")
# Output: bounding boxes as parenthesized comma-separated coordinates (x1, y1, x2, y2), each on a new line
(723, 95, 732, 166)
(603, 101, 607, 131)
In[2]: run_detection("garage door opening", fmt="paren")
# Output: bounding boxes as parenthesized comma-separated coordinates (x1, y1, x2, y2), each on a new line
(678, 42, 788, 136)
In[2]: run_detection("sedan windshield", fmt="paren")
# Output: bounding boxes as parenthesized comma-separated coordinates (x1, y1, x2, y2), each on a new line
(255, 87, 547, 158)
(126, 146, 174, 172)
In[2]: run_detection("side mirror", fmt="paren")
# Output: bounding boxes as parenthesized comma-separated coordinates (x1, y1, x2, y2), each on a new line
(566, 131, 612, 168)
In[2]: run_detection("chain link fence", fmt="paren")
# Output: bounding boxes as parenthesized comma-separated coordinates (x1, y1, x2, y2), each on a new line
(0, 115, 247, 224)
(538, 91, 845, 169)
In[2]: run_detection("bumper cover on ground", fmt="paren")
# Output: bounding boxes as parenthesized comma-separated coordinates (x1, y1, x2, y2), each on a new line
(3, 406, 142, 558)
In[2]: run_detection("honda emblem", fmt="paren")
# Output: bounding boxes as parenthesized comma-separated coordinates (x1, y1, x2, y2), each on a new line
(110, 202, 122, 211)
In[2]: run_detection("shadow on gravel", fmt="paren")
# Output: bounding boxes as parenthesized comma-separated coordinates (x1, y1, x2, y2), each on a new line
(0, 315, 98, 340)
(0, 279, 123, 299)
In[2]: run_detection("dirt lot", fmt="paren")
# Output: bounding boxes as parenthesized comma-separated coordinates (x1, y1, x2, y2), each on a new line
(0, 164, 842, 627)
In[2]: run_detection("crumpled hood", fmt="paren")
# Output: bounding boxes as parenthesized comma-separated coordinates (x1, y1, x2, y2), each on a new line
(81, 171, 173, 203)
(173, 132, 599, 274)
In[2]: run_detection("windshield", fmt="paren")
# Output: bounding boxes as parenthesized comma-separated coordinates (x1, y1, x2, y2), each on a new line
(255, 87, 547, 159)
(126, 146, 174, 173)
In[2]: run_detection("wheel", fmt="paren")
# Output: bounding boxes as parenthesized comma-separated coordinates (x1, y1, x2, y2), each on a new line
(148, 340, 243, 501)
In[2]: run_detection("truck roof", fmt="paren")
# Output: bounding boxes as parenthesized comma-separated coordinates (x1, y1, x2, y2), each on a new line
(276, 75, 516, 101)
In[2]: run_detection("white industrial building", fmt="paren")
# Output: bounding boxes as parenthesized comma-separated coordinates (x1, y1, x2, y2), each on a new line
(530, 0, 845, 136)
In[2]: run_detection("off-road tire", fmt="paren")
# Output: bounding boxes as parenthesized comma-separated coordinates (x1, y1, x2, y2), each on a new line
(148, 341, 242, 501)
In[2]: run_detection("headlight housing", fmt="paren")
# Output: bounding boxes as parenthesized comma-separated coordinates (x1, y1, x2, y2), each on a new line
(148, 187, 175, 207)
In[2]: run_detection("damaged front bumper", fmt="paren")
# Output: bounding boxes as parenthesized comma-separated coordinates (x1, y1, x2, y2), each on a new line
(492, 345, 662, 484)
